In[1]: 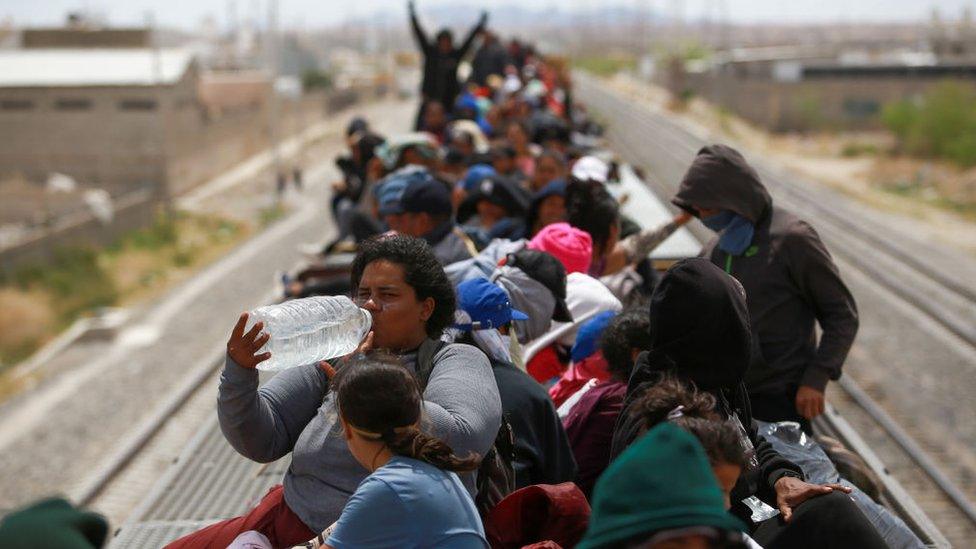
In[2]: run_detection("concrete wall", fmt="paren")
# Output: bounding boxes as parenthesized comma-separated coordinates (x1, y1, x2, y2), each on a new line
(0, 187, 161, 275)
(164, 90, 333, 196)
(0, 67, 337, 197)
(1, 86, 366, 270)
(0, 83, 173, 195)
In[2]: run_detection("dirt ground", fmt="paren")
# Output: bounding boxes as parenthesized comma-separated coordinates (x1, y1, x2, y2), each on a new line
(603, 73, 976, 257)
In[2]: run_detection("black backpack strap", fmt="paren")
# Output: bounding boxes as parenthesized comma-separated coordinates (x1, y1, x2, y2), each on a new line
(416, 338, 448, 390)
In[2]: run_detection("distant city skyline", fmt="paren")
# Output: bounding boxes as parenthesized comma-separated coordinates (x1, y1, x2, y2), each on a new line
(0, 0, 973, 30)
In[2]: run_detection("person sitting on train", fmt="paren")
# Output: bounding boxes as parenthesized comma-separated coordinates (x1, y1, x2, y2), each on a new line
(672, 144, 858, 432)
(490, 248, 575, 349)
(321, 352, 488, 548)
(560, 309, 651, 500)
(579, 423, 751, 549)
(548, 311, 616, 409)
(284, 168, 416, 299)
(456, 172, 531, 243)
(419, 99, 449, 144)
(469, 29, 509, 89)
(490, 144, 526, 184)
(609, 258, 885, 549)
(520, 224, 623, 384)
(524, 178, 566, 238)
(482, 483, 591, 549)
(325, 127, 386, 255)
(504, 120, 539, 177)
(528, 149, 566, 192)
(453, 163, 496, 210)
(396, 174, 479, 265)
(0, 497, 109, 549)
(565, 178, 691, 278)
(447, 119, 492, 165)
(374, 132, 441, 176)
(165, 235, 501, 549)
(451, 277, 576, 489)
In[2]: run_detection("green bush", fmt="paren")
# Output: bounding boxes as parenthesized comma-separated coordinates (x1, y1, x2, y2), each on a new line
(125, 214, 178, 251)
(259, 204, 287, 227)
(573, 56, 637, 77)
(882, 81, 976, 166)
(302, 69, 333, 91)
(841, 142, 880, 158)
(9, 246, 118, 321)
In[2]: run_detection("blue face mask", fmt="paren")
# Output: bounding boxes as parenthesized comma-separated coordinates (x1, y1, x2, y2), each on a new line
(718, 215, 755, 255)
(701, 210, 735, 232)
(702, 210, 754, 255)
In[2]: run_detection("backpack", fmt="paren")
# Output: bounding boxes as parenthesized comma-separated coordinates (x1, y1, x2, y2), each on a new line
(417, 339, 516, 518)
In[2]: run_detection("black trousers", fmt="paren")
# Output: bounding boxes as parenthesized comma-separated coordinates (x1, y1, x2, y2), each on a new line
(752, 491, 886, 549)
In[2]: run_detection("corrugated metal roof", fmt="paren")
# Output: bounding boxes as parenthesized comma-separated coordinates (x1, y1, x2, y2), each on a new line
(0, 48, 194, 88)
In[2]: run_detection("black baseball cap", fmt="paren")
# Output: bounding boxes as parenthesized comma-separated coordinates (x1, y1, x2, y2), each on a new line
(457, 174, 531, 224)
(502, 248, 573, 322)
(400, 177, 452, 217)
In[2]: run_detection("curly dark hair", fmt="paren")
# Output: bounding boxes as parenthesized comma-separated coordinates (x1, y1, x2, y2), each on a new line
(628, 376, 751, 469)
(600, 310, 652, 382)
(350, 234, 456, 338)
(566, 177, 620, 256)
(333, 352, 479, 472)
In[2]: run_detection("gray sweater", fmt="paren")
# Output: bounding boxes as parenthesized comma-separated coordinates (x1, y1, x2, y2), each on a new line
(217, 342, 502, 533)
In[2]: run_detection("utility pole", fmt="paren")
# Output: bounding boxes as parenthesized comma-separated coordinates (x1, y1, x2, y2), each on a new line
(267, 0, 282, 201)
(147, 10, 172, 213)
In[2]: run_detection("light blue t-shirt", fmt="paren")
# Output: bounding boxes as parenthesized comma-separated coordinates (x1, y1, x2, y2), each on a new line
(326, 456, 488, 549)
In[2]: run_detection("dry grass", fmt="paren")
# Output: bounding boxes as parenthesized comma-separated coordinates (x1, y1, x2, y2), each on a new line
(0, 213, 247, 373)
(0, 289, 55, 367)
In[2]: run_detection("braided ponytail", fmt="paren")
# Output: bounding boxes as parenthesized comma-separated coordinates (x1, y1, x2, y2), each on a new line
(382, 427, 480, 473)
(333, 351, 480, 473)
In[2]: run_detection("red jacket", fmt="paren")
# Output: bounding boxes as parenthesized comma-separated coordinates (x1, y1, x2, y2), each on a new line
(548, 352, 610, 409)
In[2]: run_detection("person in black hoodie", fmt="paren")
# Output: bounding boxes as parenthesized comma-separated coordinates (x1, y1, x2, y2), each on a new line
(610, 258, 885, 549)
(453, 277, 576, 489)
(408, 1, 487, 129)
(325, 130, 386, 254)
(672, 145, 858, 430)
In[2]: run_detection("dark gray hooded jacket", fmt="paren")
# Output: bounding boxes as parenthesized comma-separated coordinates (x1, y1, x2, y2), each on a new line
(672, 145, 858, 395)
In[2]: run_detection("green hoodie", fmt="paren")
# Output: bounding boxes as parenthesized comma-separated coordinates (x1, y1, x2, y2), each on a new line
(578, 423, 745, 549)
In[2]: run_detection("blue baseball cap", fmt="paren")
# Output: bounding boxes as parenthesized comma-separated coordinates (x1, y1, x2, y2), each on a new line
(571, 310, 617, 363)
(374, 166, 435, 216)
(455, 278, 529, 331)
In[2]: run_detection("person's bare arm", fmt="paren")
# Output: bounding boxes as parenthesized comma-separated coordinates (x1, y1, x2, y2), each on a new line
(603, 212, 691, 275)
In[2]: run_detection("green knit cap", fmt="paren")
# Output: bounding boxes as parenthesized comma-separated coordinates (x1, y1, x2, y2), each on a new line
(0, 498, 108, 549)
(578, 423, 746, 549)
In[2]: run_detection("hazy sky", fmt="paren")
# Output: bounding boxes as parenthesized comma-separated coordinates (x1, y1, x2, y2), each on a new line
(1, 0, 973, 29)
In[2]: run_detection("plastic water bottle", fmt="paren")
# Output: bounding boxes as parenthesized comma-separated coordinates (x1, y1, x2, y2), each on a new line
(245, 296, 372, 372)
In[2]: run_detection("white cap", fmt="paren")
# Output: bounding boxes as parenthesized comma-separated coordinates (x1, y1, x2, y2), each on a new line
(571, 156, 610, 184)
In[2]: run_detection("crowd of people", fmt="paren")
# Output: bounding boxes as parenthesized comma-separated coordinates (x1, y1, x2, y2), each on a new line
(1, 3, 925, 548)
(167, 3, 917, 548)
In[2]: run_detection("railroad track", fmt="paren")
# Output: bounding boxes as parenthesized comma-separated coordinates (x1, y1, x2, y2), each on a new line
(576, 73, 976, 546)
